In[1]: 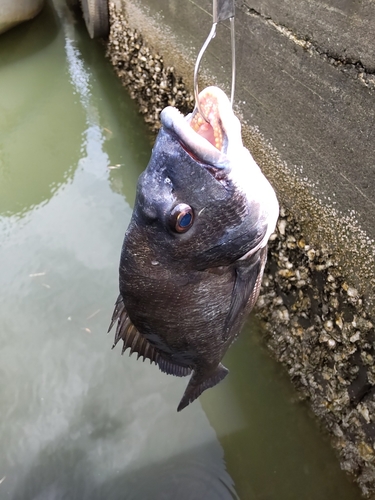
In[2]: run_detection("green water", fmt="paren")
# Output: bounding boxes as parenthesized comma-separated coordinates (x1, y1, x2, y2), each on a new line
(0, 2, 363, 499)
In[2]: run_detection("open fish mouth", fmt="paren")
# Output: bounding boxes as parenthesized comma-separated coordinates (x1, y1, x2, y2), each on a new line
(160, 86, 241, 170)
(189, 87, 229, 153)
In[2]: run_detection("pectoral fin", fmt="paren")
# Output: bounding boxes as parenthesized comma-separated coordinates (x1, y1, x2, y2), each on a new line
(223, 246, 268, 341)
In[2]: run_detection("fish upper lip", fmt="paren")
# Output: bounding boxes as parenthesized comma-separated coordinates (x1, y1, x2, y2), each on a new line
(160, 106, 229, 169)
(160, 87, 238, 170)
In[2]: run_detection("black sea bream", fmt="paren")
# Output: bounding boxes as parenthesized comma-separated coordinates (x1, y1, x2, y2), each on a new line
(109, 86, 279, 411)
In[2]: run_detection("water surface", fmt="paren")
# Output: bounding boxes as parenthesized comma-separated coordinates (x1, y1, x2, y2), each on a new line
(0, 2, 363, 499)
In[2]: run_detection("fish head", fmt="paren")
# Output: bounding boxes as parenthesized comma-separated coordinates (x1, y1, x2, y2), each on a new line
(128, 86, 278, 271)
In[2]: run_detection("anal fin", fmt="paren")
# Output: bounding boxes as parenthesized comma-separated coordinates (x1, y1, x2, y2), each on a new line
(157, 356, 191, 377)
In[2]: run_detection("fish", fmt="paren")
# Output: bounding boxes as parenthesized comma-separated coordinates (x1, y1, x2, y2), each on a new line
(108, 86, 279, 411)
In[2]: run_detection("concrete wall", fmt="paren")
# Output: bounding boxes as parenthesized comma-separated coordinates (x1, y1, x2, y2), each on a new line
(108, 0, 375, 494)
(245, 0, 375, 71)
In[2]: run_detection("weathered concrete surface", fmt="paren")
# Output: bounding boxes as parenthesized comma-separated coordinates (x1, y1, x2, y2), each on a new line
(107, 0, 375, 495)
(244, 0, 375, 72)
(0, 0, 45, 34)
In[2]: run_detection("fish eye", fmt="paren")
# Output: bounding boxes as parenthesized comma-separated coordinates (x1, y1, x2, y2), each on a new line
(170, 203, 194, 233)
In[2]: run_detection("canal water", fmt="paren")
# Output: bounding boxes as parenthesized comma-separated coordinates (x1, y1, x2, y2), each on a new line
(0, 1, 364, 499)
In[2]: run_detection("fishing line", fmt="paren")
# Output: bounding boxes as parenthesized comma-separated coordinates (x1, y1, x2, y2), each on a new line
(193, 0, 236, 122)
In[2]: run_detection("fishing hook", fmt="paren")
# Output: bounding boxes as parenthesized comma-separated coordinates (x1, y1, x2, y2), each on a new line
(193, 0, 236, 122)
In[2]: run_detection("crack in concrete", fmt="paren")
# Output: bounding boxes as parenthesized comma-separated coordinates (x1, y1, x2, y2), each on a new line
(242, 4, 375, 92)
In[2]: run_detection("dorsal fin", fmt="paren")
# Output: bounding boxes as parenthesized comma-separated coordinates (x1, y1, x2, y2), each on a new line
(109, 295, 159, 364)
(108, 295, 191, 377)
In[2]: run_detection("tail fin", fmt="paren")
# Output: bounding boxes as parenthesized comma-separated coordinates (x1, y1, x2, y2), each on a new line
(177, 364, 229, 412)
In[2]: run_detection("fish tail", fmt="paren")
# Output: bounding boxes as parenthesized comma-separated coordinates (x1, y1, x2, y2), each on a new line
(177, 364, 229, 412)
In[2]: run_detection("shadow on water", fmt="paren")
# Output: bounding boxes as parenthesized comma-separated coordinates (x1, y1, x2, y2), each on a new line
(13, 443, 237, 500)
(11, 393, 237, 500)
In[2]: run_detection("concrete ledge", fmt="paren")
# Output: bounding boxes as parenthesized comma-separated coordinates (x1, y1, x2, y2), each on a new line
(107, 0, 375, 495)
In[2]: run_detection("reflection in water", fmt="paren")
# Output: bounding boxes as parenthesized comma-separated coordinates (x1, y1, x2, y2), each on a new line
(0, 1, 236, 499)
(0, 1, 83, 217)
